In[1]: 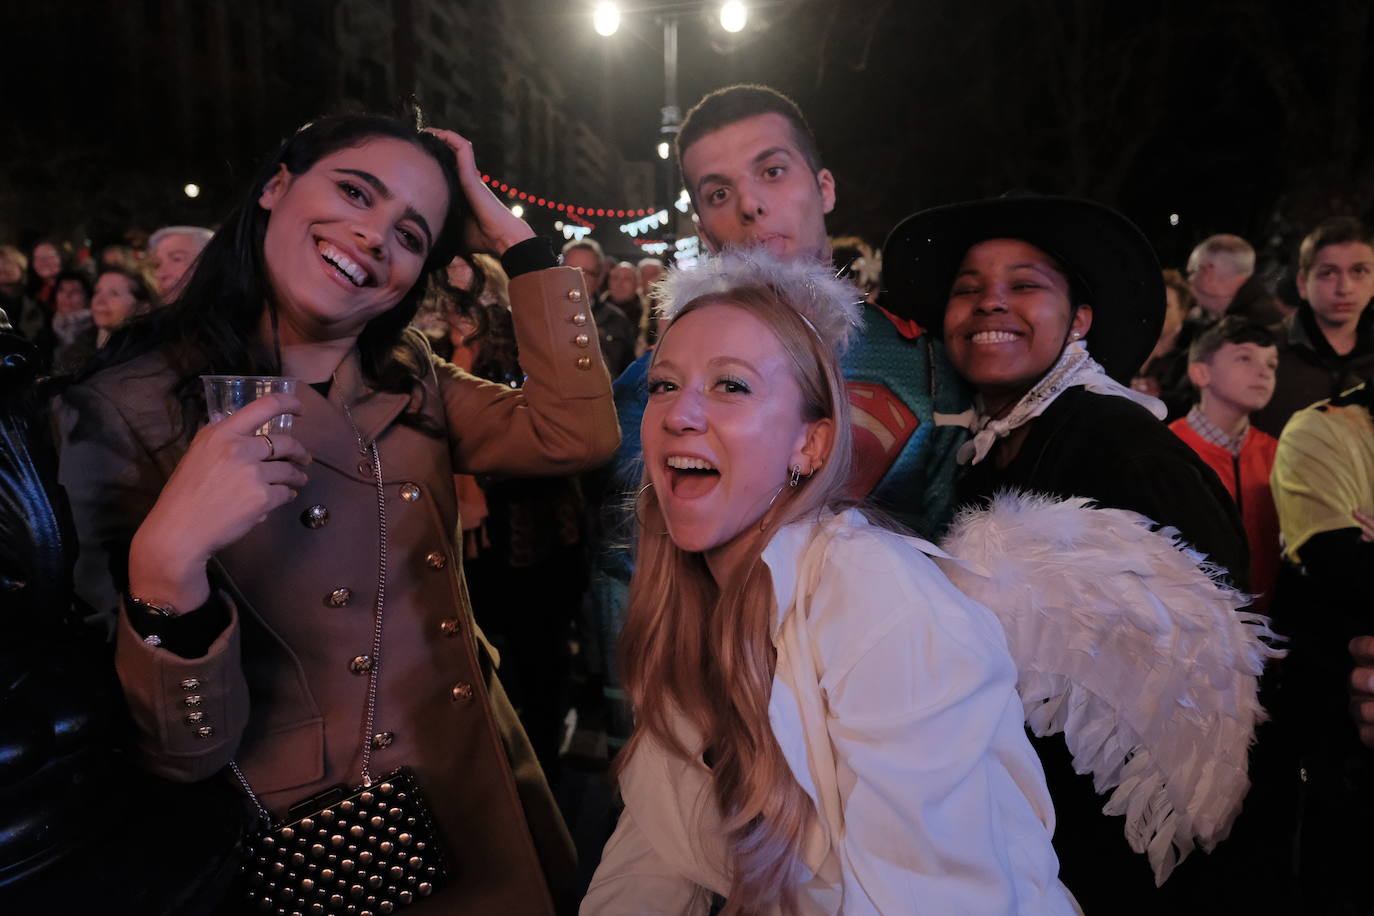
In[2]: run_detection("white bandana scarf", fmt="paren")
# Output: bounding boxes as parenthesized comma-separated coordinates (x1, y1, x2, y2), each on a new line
(957, 339, 1166, 466)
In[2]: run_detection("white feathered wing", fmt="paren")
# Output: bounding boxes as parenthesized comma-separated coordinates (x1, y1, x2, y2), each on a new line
(934, 491, 1284, 886)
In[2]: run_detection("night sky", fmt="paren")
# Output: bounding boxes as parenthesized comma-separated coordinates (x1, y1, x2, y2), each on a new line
(529, 0, 1373, 278)
(4, 0, 1371, 288)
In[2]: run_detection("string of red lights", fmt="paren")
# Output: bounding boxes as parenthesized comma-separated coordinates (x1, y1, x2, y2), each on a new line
(480, 174, 656, 221)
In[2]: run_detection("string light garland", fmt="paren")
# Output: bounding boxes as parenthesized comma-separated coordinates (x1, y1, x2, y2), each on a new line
(480, 173, 691, 238)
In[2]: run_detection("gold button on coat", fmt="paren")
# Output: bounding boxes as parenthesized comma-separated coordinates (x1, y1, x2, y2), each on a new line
(576, 357, 592, 370)
(399, 483, 421, 502)
(185, 711, 205, 724)
(184, 695, 203, 708)
(450, 682, 474, 702)
(194, 726, 214, 738)
(371, 731, 395, 749)
(567, 288, 583, 302)
(327, 587, 352, 608)
(574, 334, 590, 348)
(350, 655, 373, 675)
(179, 678, 200, 691)
(571, 312, 588, 326)
(425, 551, 447, 570)
(439, 618, 460, 636)
(301, 504, 329, 528)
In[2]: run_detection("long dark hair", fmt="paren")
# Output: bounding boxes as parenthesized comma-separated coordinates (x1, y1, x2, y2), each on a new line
(80, 112, 467, 439)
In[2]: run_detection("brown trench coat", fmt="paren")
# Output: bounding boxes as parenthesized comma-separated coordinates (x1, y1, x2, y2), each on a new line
(56, 266, 619, 914)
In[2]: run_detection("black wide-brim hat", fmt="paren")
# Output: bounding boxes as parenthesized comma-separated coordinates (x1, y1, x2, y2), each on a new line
(881, 195, 1164, 382)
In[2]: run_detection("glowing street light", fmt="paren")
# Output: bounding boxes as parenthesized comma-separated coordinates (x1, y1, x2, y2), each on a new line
(511, 204, 525, 219)
(720, 1, 747, 33)
(1169, 213, 1180, 227)
(593, 3, 620, 36)
(656, 141, 671, 160)
(183, 183, 201, 198)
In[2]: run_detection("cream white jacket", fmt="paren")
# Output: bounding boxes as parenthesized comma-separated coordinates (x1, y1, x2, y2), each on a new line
(583, 510, 1077, 915)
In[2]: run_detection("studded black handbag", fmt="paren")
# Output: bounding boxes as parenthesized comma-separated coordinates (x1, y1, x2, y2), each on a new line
(239, 766, 448, 914)
(235, 403, 450, 915)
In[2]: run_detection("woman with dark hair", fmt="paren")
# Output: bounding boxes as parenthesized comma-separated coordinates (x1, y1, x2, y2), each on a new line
(883, 197, 1265, 913)
(57, 113, 619, 913)
(90, 264, 158, 347)
(48, 269, 97, 373)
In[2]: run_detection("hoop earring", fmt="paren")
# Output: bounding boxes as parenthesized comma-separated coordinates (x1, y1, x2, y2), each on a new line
(789, 465, 802, 488)
(634, 482, 668, 536)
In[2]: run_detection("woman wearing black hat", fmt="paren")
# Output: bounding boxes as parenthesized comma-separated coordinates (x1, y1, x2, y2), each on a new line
(885, 195, 1247, 591)
(884, 197, 1262, 912)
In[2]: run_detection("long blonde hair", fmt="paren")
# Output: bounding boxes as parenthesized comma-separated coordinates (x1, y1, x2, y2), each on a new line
(618, 286, 855, 913)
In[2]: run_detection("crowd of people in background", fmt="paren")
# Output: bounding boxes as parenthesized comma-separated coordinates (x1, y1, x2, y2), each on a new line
(3, 81, 1374, 915)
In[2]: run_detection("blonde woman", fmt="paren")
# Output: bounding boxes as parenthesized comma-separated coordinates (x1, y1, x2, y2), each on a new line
(582, 249, 1075, 914)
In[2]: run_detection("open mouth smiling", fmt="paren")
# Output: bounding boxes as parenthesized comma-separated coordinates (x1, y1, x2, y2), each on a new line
(967, 329, 1024, 344)
(665, 454, 721, 498)
(317, 239, 374, 288)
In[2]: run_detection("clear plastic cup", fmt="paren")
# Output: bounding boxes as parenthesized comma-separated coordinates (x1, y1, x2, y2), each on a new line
(201, 375, 297, 435)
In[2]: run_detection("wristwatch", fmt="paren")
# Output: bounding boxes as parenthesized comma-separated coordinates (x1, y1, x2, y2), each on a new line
(127, 592, 179, 618)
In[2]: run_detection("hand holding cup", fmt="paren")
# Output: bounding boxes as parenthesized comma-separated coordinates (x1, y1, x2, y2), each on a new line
(128, 391, 310, 613)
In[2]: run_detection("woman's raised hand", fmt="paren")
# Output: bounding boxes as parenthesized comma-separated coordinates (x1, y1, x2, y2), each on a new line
(423, 128, 535, 257)
(127, 393, 310, 613)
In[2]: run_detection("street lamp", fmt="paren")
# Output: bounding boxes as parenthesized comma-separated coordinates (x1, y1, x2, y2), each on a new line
(720, 1, 747, 33)
(593, 3, 620, 37)
(183, 183, 201, 199)
(595, 3, 752, 250)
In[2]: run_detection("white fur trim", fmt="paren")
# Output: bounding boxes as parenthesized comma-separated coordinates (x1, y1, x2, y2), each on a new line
(652, 246, 865, 352)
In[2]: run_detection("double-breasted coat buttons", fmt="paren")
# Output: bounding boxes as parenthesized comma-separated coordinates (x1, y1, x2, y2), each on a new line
(571, 312, 588, 326)
(179, 678, 213, 735)
(301, 504, 329, 528)
(450, 683, 474, 703)
(327, 587, 353, 608)
(439, 618, 460, 637)
(574, 334, 591, 348)
(576, 357, 592, 370)
(399, 483, 421, 502)
(567, 289, 583, 303)
(425, 552, 447, 570)
(350, 655, 373, 675)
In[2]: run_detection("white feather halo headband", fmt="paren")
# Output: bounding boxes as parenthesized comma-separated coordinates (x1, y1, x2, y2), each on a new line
(651, 246, 865, 353)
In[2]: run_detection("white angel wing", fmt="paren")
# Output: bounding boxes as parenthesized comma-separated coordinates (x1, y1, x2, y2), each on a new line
(934, 490, 1284, 886)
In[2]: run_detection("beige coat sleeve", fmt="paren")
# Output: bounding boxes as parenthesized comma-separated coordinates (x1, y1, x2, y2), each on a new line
(113, 597, 252, 781)
(58, 376, 252, 781)
(437, 265, 620, 475)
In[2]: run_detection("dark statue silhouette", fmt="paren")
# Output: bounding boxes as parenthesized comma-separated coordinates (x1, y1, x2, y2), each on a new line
(0, 310, 242, 913)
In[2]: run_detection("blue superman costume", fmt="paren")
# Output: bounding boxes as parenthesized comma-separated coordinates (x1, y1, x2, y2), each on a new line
(588, 300, 972, 747)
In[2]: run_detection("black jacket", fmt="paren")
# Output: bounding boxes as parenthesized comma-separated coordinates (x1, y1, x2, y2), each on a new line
(958, 386, 1249, 588)
(1253, 304, 1374, 436)
(957, 386, 1257, 912)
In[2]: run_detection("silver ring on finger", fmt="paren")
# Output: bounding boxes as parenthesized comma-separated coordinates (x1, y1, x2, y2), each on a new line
(257, 432, 275, 461)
